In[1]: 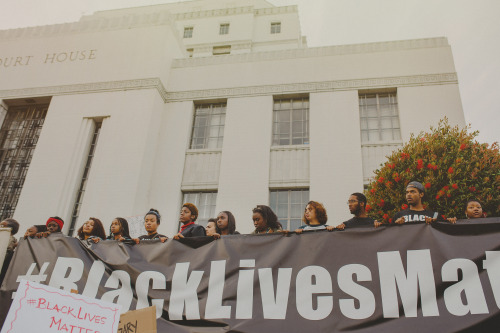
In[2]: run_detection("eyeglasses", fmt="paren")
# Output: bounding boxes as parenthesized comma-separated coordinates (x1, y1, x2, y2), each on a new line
(347, 200, 359, 204)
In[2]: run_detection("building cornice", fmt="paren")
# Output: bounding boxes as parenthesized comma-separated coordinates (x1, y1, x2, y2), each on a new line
(166, 73, 458, 102)
(0, 11, 176, 41)
(175, 6, 254, 20)
(0, 73, 457, 104)
(254, 6, 297, 16)
(0, 4, 298, 41)
(0, 78, 168, 103)
(172, 37, 450, 68)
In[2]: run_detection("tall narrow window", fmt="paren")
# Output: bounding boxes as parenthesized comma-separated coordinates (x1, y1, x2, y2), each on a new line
(269, 189, 309, 230)
(68, 121, 102, 235)
(190, 103, 226, 149)
(0, 103, 48, 220)
(181, 191, 217, 229)
(359, 92, 401, 142)
(270, 22, 281, 34)
(184, 26, 193, 38)
(359, 91, 403, 184)
(219, 23, 229, 35)
(272, 97, 309, 146)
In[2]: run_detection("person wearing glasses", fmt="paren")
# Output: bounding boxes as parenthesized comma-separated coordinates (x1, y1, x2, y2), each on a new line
(336, 193, 376, 230)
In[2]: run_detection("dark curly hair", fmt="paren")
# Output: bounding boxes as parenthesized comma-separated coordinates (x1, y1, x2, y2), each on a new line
(216, 211, 237, 235)
(77, 217, 106, 240)
(1, 218, 19, 235)
(252, 205, 281, 230)
(303, 201, 328, 225)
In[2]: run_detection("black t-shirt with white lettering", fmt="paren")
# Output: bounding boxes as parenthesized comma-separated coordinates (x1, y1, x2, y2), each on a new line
(343, 217, 375, 228)
(392, 209, 438, 224)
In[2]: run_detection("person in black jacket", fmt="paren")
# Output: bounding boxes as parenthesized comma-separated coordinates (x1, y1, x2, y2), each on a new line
(134, 209, 168, 243)
(173, 203, 206, 239)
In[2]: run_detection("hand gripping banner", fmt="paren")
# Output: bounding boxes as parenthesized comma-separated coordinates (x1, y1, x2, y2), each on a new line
(2, 218, 500, 332)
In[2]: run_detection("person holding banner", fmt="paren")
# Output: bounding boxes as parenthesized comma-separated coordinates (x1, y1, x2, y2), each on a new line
(106, 217, 133, 242)
(336, 193, 376, 230)
(295, 201, 334, 233)
(173, 203, 206, 239)
(134, 209, 168, 243)
(205, 218, 217, 237)
(375, 181, 455, 227)
(36, 216, 64, 237)
(211, 211, 240, 239)
(23, 225, 46, 239)
(77, 217, 106, 243)
(251, 205, 282, 234)
(465, 199, 486, 219)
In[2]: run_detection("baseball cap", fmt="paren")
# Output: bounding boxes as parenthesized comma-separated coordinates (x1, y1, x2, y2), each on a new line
(407, 181, 425, 193)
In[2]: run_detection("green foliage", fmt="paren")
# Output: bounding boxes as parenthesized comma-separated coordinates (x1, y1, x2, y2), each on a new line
(365, 118, 500, 222)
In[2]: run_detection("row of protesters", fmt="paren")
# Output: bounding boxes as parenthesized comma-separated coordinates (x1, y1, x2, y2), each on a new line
(12, 183, 491, 247)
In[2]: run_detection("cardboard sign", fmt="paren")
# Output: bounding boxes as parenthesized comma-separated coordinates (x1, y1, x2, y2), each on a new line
(1, 279, 121, 333)
(118, 306, 157, 333)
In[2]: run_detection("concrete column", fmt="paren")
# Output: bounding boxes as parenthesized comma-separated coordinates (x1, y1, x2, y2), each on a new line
(14, 89, 164, 235)
(149, 101, 193, 236)
(217, 96, 273, 234)
(309, 91, 364, 224)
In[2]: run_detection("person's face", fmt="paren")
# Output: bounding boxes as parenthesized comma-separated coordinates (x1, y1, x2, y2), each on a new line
(144, 214, 158, 233)
(304, 204, 317, 222)
(47, 221, 59, 233)
(348, 195, 362, 215)
(405, 188, 423, 205)
(27, 226, 38, 237)
(252, 212, 267, 231)
(110, 219, 121, 234)
(466, 201, 483, 219)
(217, 212, 229, 231)
(180, 207, 194, 224)
(83, 220, 94, 234)
(205, 221, 216, 236)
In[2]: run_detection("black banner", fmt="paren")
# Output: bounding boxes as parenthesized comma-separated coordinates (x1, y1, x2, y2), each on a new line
(2, 218, 500, 332)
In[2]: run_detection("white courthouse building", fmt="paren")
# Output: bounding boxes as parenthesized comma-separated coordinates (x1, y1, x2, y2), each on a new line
(0, 0, 465, 236)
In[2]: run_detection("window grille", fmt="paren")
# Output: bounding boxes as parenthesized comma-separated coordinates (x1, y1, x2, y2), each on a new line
(0, 103, 48, 220)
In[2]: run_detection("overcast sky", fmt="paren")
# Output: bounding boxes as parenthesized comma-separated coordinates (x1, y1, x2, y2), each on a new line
(0, 0, 498, 144)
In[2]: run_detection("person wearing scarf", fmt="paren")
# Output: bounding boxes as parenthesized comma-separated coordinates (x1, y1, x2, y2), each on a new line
(173, 203, 206, 239)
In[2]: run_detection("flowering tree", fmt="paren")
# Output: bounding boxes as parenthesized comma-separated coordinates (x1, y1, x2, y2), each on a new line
(365, 119, 500, 223)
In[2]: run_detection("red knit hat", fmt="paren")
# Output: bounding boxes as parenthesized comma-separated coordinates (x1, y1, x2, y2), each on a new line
(46, 217, 64, 231)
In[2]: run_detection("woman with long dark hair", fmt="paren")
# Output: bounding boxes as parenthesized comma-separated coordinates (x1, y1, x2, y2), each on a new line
(251, 205, 282, 234)
(77, 217, 106, 243)
(211, 211, 239, 239)
(107, 217, 132, 242)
